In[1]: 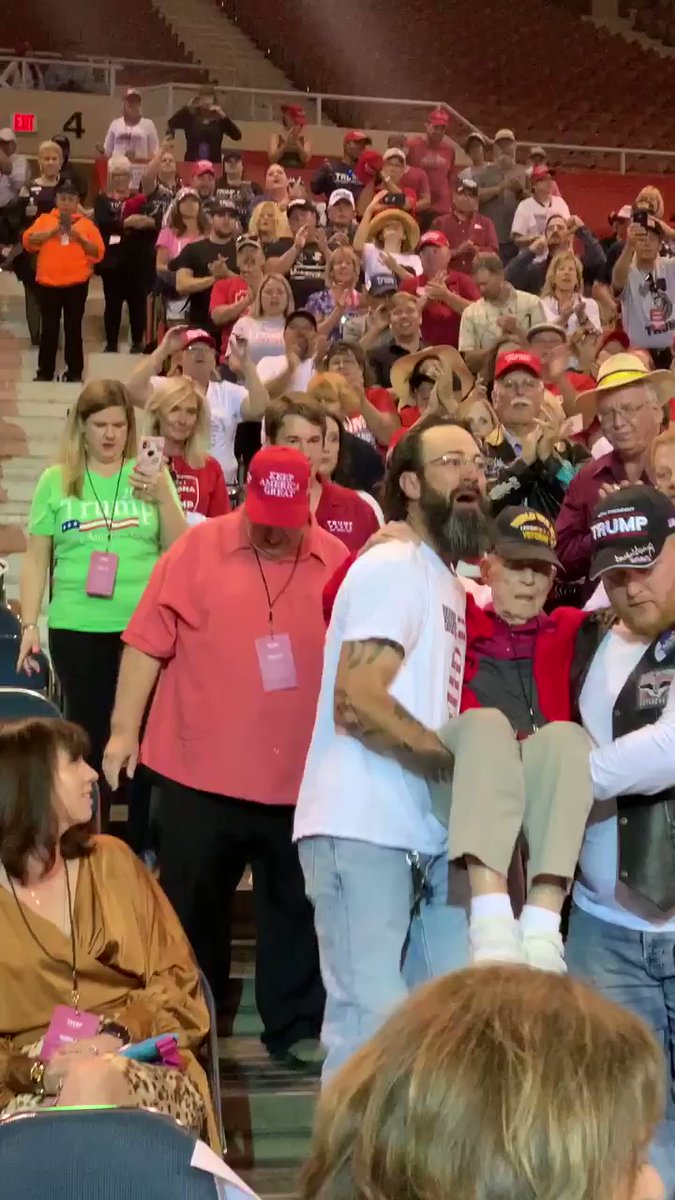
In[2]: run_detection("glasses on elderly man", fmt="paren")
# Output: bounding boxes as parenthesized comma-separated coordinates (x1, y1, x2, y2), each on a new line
(499, 374, 542, 394)
(597, 398, 652, 427)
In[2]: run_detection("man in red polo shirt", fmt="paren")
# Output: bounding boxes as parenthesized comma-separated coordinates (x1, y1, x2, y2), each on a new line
(103, 445, 348, 1070)
(406, 107, 456, 221)
(265, 398, 380, 552)
(431, 177, 499, 276)
(399, 230, 479, 347)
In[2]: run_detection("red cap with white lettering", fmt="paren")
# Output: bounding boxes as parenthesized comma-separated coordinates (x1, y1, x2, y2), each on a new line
(245, 446, 311, 529)
(494, 350, 542, 380)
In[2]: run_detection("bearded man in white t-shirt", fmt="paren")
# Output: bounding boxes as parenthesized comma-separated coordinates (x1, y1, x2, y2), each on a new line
(567, 483, 675, 1190)
(294, 413, 497, 1077)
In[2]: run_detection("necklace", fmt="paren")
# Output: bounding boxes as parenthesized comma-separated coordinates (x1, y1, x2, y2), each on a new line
(5, 860, 80, 1009)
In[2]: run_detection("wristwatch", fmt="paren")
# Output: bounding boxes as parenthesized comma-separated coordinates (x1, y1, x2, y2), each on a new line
(30, 1058, 46, 1097)
(98, 1017, 131, 1046)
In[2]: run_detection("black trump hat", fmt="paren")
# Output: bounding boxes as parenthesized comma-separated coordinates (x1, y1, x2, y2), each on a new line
(589, 485, 675, 580)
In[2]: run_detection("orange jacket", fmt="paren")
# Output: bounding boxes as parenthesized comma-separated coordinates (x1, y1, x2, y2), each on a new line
(23, 210, 104, 287)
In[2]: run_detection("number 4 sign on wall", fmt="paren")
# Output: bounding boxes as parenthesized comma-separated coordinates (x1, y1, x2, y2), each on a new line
(63, 112, 85, 139)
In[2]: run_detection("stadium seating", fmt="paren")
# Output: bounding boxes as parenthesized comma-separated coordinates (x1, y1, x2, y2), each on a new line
(218, 0, 675, 152)
(0, 1109, 220, 1199)
(1, 0, 206, 86)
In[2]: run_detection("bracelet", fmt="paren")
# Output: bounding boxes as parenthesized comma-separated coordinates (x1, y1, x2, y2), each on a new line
(21, 622, 39, 631)
(98, 1017, 131, 1046)
(29, 1058, 46, 1098)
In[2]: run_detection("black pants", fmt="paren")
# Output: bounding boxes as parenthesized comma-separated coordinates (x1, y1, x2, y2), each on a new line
(24, 282, 41, 345)
(101, 266, 147, 348)
(48, 627, 123, 829)
(37, 281, 88, 379)
(155, 779, 325, 1053)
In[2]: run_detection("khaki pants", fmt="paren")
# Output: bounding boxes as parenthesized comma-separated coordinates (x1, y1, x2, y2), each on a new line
(430, 710, 593, 882)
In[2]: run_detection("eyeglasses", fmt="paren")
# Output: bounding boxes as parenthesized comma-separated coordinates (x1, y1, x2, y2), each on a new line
(424, 452, 488, 473)
(498, 375, 541, 394)
(598, 399, 651, 427)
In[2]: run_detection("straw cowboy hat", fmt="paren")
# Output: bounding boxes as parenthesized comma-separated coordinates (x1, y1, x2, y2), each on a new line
(578, 352, 673, 430)
(367, 206, 420, 253)
(390, 346, 475, 408)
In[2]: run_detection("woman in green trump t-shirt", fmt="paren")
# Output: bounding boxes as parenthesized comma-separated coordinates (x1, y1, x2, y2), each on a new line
(18, 379, 186, 824)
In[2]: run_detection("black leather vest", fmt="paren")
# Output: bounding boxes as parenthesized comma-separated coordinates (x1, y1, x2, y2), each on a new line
(571, 616, 675, 912)
(612, 629, 675, 911)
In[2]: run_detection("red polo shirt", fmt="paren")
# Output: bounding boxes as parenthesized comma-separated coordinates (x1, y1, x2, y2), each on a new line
(405, 136, 456, 214)
(124, 508, 348, 802)
(430, 210, 499, 275)
(555, 450, 651, 589)
(401, 165, 430, 208)
(399, 270, 480, 347)
(315, 480, 380, 552)
(209, 274, 251, 360)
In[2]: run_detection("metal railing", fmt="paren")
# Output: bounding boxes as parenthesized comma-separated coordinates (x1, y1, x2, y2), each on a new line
(519, 141, 675, 174)
(1, 51, 674, 170)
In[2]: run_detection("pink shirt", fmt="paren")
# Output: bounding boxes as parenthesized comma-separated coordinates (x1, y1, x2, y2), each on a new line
(123, 508, 348, 804)
(155, 227, 200, 259)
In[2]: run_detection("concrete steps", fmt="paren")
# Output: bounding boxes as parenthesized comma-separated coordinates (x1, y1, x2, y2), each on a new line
(152, 0, 297, 91)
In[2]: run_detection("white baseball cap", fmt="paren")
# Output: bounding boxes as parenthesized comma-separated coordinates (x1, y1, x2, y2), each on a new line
(0, 128, 15, 142)
(328, 188, 356, 208)
(383, 147, 407, 163)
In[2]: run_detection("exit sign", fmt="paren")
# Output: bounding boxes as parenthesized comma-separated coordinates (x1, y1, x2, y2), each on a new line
(12, 112, 37, 134)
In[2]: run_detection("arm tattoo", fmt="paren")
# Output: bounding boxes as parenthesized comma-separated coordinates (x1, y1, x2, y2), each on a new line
(334, 640, 454, 781)
(344, 638, 403, 669)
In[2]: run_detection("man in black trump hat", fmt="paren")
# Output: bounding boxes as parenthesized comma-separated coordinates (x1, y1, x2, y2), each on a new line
(567, 483, 675, 1187)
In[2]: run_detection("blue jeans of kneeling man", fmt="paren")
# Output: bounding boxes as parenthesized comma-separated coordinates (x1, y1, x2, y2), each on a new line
(567, 904, 675, 1196)
(298, 836, 469, 1080)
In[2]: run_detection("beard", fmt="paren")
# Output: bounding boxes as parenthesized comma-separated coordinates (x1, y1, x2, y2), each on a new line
(419, 478, 494, 563)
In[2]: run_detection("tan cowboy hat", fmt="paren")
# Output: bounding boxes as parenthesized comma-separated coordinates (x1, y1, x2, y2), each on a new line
(390, 346, 475, 408)
(367, 207, 420, 253)
(578, 352, 673, 431)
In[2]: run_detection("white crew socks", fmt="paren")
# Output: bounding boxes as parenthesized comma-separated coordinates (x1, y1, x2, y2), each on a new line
(519, 904, 561, 938)
(469, 893, 522, 965)
(470, 893, 514, 923)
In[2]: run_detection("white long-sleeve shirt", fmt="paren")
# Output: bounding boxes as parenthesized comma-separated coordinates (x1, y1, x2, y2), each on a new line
(576, 623, 675, 930)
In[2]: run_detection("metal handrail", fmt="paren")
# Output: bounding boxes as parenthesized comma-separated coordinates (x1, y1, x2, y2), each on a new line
(2, 50, 674, 170)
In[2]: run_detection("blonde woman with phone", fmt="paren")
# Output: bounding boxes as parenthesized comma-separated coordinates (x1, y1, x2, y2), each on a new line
(17, 380, 185, 827)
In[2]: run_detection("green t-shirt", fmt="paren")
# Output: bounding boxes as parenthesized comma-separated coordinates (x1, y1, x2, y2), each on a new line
(29, 462, 165, 633)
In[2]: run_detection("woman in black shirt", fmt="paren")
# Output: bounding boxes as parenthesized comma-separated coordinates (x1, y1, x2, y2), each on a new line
(11, 140, 64, 345)
(167, 85, 241, 163)
(94, 156, 147, 353)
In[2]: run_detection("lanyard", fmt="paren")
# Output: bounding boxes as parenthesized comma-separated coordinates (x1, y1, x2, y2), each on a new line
(85, 460, 124, 549)
(252, 542, 302, 634)
(7, 862, 80, 1010)
(507, 627, 539, 735)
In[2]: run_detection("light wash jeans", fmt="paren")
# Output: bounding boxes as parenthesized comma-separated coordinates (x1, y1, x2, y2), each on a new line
(567, 905, 675, 1196)
(298, 835, 469, 1079)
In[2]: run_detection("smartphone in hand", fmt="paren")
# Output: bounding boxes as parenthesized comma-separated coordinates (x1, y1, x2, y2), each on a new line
(136, 436, 166, 478)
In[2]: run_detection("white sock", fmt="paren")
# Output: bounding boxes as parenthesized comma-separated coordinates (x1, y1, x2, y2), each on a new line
(470, 893, 515, 923)
(520, 905, 561, 937)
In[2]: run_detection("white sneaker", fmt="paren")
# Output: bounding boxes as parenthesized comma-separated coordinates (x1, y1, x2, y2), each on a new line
(469, 916, 524, 965)
(521, 930, 567, 974)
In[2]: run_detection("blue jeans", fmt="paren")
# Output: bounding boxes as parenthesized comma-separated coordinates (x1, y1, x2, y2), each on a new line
(298, 835, 469, 1078)
(567, 905, 675, 1193)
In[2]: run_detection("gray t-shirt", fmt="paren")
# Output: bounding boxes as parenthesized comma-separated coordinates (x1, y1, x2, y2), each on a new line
(471, 162, 528, 245)
(621, 259, 675, 349)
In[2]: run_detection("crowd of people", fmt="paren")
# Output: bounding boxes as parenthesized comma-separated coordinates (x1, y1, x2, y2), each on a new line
(1, 92, 675, 1191)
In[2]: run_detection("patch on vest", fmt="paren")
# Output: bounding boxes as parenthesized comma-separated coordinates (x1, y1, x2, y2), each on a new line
(637, 669, 673, 709)
(654, 630, 675, 663)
